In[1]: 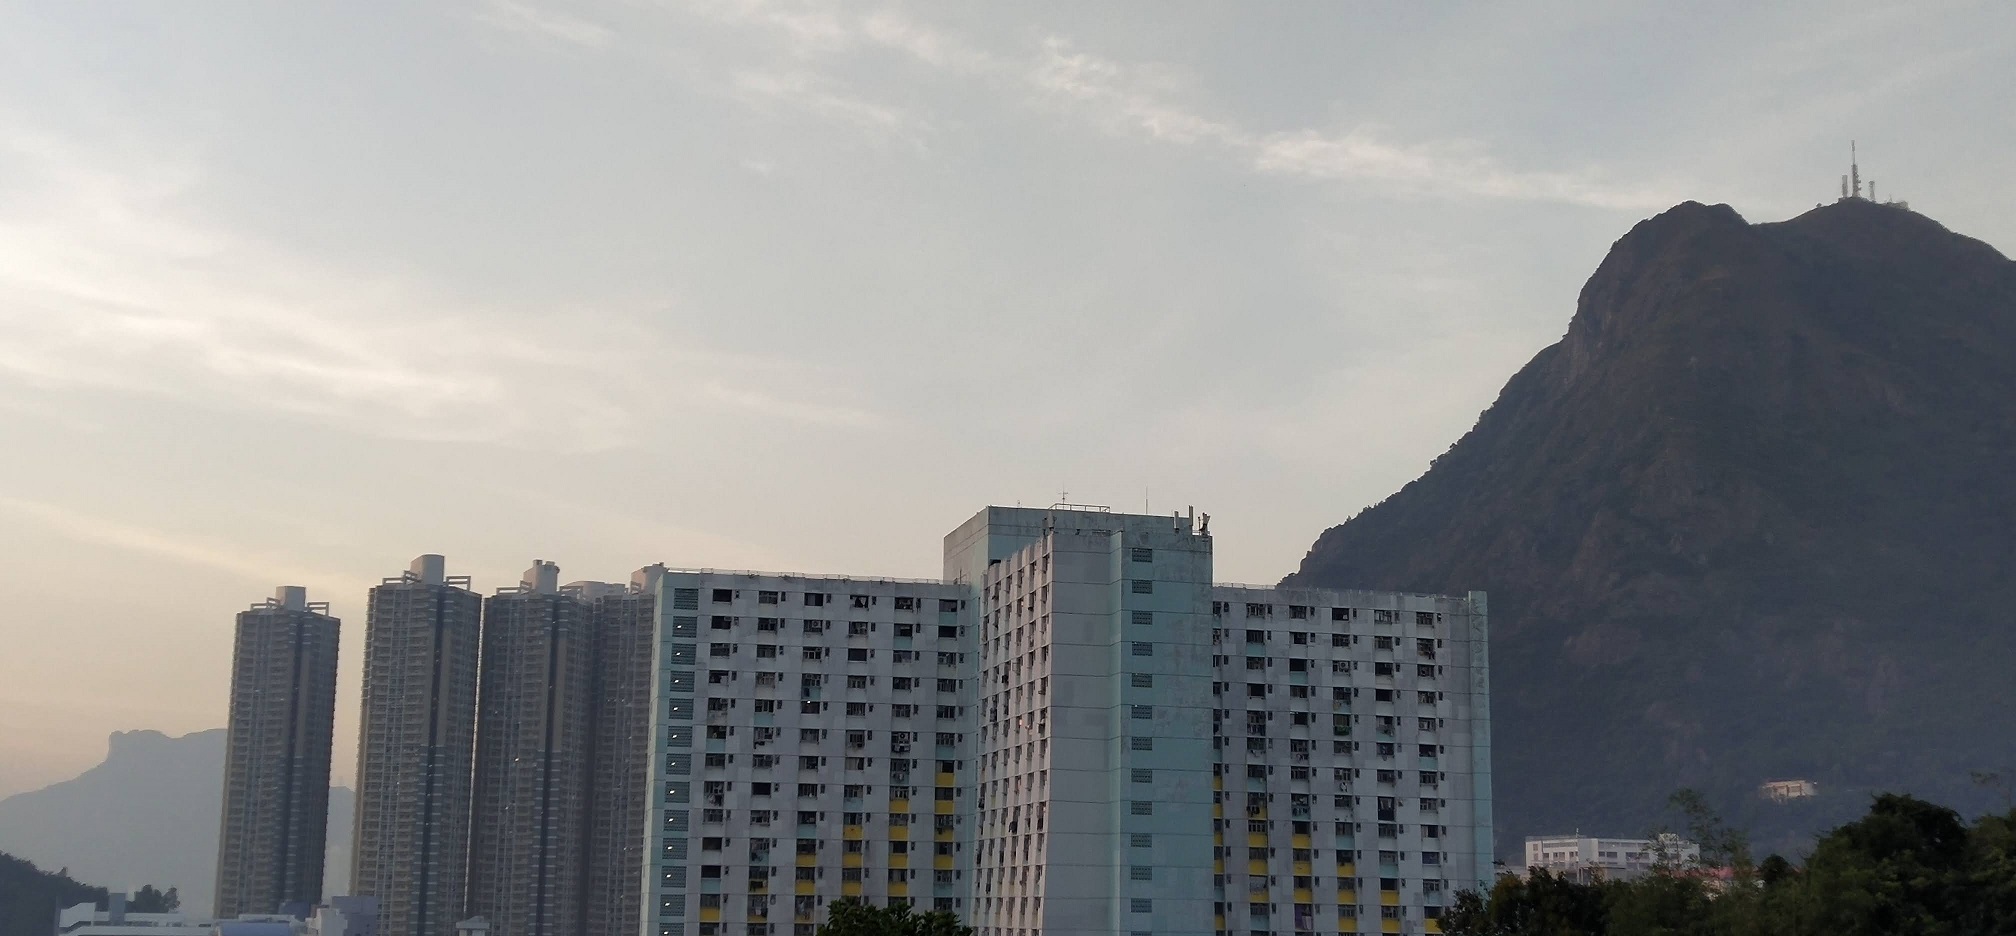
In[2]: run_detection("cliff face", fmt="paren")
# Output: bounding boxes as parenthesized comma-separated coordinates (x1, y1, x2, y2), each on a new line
(0, 730, 354, 915)
(1288, 199, 2016, 854)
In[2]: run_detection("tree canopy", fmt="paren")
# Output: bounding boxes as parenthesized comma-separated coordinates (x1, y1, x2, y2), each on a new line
(814, 899, 972, 936)
(1446, 793, 2016, 935)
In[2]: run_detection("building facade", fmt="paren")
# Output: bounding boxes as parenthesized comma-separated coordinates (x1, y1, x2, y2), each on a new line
(468, 561, 594, 936)
(351, 555, 483, 936)
(1523, 835, 1699, 881)
(577, 566, 665, 936)
(215, 586, 341, 918)
(646, 506, 1492, 936)
(1202, 584, 1490, 936)
(648, 571, 976, 936)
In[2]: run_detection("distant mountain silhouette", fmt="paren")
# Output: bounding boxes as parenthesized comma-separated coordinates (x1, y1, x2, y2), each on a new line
(1288, 199, 2016, 857)
(0, 730, 354, 916)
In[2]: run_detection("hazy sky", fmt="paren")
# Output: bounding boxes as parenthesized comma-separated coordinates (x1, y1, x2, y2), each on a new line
(1, 1, 2011, 797)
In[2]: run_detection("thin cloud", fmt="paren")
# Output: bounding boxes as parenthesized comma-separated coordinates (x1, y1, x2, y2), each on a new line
(731, 69, 931, 147)
(0, 495, 349, 592)
(1027, 38, 1678, 210)
(474, 0, 615, 49)
(652, 2, 1679, 209)
(0, 119, 892, 448)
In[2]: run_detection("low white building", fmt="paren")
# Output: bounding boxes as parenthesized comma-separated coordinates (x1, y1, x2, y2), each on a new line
(1523, 834, 1700, 881)
(1761, 779, 1818, 802)
(55, 897, 300, 936)
(57, 895, 379, 936)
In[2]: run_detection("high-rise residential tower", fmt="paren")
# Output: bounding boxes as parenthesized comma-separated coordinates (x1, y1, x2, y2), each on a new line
(576, 565, 664, 936)
(468, 561, 594, 936)
(647, 571, 977, 935)
(351, 555, 482, 936)
(646, 506, 1492, 936)
(214, 586, 341, 917)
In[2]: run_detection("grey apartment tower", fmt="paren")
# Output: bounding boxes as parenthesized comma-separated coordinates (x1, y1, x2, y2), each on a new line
(467, 562, 593, 936)
(214, 586, 340, 917)
(351, 555, 482, 936)
(578, 566, 663, 936)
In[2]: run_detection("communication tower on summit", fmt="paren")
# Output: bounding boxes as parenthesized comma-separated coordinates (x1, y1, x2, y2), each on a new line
(1834, 142, 1910, 211)
(1851, 140, 1862, 198)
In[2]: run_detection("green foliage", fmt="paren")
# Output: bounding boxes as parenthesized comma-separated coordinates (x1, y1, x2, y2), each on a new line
(814, 899, 972, 936)
(1446, 793, 2016, 935)
(0, 853, 107, 936)
(127, 886, 179, 914)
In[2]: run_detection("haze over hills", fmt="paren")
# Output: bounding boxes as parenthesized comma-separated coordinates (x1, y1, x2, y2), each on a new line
(0, 729, 353, 916)
(1288, 197, 2016, 857)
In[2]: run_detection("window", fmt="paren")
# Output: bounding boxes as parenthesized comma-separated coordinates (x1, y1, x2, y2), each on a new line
(711, 615, 734, 630)
(1131, 642, 1154, 657)
(1132, 769, 1153, 783)
(712, 589, 733, 603)
(1131, 737, 1153, 751)
(672, 588, 699, 610)
(1131, 833, 1152, 848)
(1131, 801, 1153, 815)
(757, 644, 778, 658)
(847, 648, 870, 662)
(1131, 673, 1153, 688)
(1130, 547, 1154, 563)
(804, 593, 828, 607)
(936, 706, 959, 720)
(848, 621, 871, 636)
(1130, 899, 1152, 914)
(938, 625, 959, 638)
(1130, 866, 1153, 881)
(1131, 580, 1154, 594)
(1131, 705, 1153, 720)
(709, 643, 733, 657)
(894, 596, 917, 611)
(759, 590, 780, 605)
(937, 679, 960, 693)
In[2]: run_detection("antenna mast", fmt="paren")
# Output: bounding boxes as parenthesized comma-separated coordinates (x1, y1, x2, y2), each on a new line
(1851, 140, 1862, 199)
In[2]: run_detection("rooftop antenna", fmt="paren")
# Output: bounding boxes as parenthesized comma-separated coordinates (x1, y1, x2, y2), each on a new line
(1869, 180, 1877, 202)
(1851, 140, 1862, 199)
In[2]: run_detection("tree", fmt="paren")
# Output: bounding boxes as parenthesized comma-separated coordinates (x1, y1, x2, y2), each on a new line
(1442, 869, 1610, 936)
(0, 853, 109, 936)
(815, 899, 972, 936)
(127, 886, 179, 914)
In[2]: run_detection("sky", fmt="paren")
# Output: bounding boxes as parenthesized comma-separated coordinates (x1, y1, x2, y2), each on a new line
(0, 0, 2011, 798)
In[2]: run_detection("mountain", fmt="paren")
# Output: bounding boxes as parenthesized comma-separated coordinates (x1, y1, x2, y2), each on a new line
(0, 730, 355, 916)
(1286, 198, 2016, 858)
